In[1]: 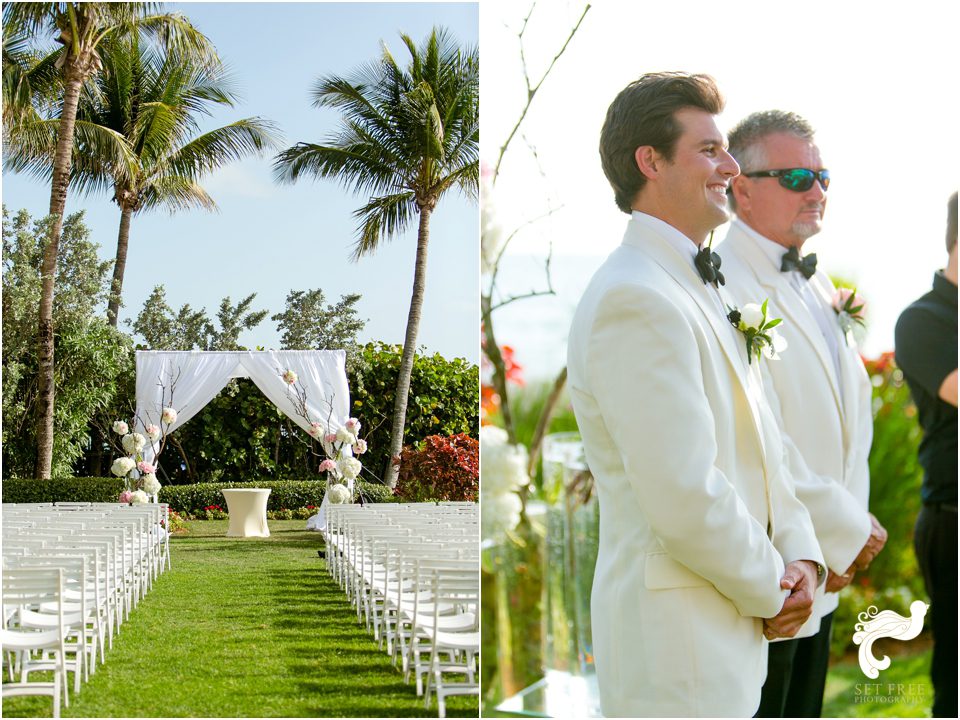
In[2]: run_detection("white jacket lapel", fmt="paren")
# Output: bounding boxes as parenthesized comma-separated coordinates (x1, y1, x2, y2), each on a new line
(623, 222, 772, 493)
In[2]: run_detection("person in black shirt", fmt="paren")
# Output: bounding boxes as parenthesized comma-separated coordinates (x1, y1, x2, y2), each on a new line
(894, 191, 958, 718)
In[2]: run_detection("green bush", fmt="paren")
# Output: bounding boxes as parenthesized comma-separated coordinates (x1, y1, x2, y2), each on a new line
(0, 476, 394, 512)
(350, 342, 479, 478)
(1, 476, 127, 502)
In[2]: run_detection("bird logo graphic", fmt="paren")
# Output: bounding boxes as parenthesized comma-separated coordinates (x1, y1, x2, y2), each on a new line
(852, 601, 929, 678)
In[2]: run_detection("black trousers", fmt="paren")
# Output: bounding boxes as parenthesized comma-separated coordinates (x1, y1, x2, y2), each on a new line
(914, 504, 958, 718)
(754, 611, 834, 718)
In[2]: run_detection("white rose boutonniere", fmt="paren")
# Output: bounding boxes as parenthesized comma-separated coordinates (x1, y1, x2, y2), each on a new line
(727, 299, 787, 364)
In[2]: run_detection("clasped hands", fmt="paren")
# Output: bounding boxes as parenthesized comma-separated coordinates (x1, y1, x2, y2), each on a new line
(825, 513, 888, 593)
(762, 559, 818, 641)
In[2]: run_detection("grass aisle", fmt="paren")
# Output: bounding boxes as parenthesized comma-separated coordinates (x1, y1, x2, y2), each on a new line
(4, 520, 478, 718)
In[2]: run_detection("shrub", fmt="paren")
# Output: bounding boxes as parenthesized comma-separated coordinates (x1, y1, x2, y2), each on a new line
(350, 342, 479, 479)
(395, 433, 479, 502)
(0, 476, 394, 513)
(1, 476, 126, 503)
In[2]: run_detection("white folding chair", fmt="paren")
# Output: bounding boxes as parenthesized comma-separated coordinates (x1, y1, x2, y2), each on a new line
(2, 567, 68, 717)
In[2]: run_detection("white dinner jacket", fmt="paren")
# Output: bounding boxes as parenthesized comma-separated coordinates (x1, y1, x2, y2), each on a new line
(567, 215, 822, 718)
(719, 221, 873, 632)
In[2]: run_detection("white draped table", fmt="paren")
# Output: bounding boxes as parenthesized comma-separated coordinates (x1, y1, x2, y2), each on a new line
(221, 488, 271, 537)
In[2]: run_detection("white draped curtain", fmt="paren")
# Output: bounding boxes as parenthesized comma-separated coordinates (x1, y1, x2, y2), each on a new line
(135, 350, 350, 467)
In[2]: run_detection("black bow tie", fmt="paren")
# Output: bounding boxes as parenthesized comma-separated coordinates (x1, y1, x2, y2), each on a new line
(695, 245, 725, 288)
(781, 246, 817, 279)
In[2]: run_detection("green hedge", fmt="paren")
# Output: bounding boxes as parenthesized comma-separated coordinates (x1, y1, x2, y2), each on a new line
(2, 476, 126, 503)
(1, 477, 395, 513)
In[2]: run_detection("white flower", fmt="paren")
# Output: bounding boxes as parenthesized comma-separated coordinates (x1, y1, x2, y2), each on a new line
(337, 456, 362, 480)
(161, 407, 178, 425)
(112, 420, 129, 435)
(121, 432, 146, 454)
(144, 424, 161, 442)
(336, 425, 358, 445)
(130, 490, 149, 505)
(141, 473, 161, 495)
(739, 303, 764, 331)
(327, 483, 352, 504)
(282, 369, 298, 385)
(352, 438, 368, 455)
(307, 422, 323, 439)
(764, 329, 789, 360)
(344, 417, 361, 435)
(480, 425, 530, 539)
(111, 457, 136, 477)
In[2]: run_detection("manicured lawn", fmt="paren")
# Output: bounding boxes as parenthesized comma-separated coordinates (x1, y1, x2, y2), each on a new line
(3, 520, 478, 718)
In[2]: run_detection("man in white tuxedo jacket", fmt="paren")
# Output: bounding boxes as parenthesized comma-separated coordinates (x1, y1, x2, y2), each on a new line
(719, 110, 888, 717)
(567, 73, 824, 718)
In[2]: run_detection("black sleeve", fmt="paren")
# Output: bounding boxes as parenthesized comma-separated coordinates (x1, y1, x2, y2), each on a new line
(895, 307, 956, 398)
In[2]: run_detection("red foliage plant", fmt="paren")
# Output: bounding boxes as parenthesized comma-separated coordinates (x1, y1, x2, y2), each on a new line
(395, 433, 479, 502)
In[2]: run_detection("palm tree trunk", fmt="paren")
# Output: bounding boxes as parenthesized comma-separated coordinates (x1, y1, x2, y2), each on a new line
(383, 205, 432, 488)
(35, 64, 85, 479)
(107, 205, 133, 326)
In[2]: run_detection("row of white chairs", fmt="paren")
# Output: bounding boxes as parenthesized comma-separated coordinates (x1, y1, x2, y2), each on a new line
(2, 502, 171, 717)
(324, 502, 480, 717)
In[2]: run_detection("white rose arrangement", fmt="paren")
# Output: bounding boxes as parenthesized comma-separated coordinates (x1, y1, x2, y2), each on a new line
(109, 404, 179, 502)
(480, 425, 531, 539)
(326, 483, 352, 504)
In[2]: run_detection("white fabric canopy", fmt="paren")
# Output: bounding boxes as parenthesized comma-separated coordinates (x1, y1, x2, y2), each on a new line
(134, 350, 350, 467)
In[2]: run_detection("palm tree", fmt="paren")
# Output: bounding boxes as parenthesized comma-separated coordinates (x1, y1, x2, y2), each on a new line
(9, 34, 281, 326)
(2, 2, 216, 479)
(274, 27, 479, 488)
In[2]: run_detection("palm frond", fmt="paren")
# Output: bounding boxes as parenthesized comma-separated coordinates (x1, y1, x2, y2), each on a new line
(163, 117, 281, 179)
(139, 175, 216, 213)
(351, 191, 417, 260)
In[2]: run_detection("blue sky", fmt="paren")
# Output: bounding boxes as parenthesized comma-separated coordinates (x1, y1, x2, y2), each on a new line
(2, 1, 480, 363)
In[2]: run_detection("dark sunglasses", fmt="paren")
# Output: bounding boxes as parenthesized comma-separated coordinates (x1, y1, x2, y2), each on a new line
(744, 168, 830, 192)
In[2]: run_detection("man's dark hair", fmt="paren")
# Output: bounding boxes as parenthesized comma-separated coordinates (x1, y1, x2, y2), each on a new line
(726, 110, 816, 212)
(599, 72, 724, 214)
(947, 192, 957, 253)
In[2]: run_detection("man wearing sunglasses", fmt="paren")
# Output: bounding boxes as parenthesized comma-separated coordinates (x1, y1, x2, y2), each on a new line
(568, 76, 824, 717)
(719, 110, 887, 717)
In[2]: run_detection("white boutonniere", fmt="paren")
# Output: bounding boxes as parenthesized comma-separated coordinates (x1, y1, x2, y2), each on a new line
(832, 288, 866, 345)
(726, 299, 787, 364)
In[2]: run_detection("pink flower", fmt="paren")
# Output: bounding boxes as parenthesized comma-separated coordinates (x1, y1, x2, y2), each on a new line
(161, 407, 178, 424)
(145, 424, 161, 442)
(119, 490, 134, 504)
(345, 418, 361, 433)
(352, 439, 368, 455)
(137, 461, 156, 474)
(307, 422, 323, 439)
(324, 433, 337, 444)
(282, 369, 298, 385)
(319, 459, 337, 473)
(833, 287, 866, 320)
